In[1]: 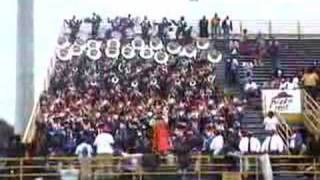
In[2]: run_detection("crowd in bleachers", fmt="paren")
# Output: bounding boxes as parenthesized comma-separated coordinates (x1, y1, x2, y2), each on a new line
(32, 14, 320, 179)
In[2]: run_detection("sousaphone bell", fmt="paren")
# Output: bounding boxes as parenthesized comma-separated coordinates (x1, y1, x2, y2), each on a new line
(167, 41, 182, 55)
(150, 37, 163, 51)
(196, 38, 210, 50)
(207, 49, 223, 64)
(56, 48, 71, 61)
(154, 51, 169, 65)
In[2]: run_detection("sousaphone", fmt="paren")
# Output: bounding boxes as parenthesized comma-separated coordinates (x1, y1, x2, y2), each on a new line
(86, 48, 102, 61)
(131, 37, 145, 50)
(56, 36, 70, 49)
(71, 44, 82, 56)
(121, 45, 136, 59)
(180, 44, 197, 59)
(196, 38, 210, 50)
(150, 37, 163, 51)
(167, 41, 182, 55)
(106, 39, 121, 59)
(56, 48, 71, 61)
(86, 39, 102, 49)
(140, 47, 154, 59)
(154, 51, 169, 65)
(107, 39, 121, 49)
(207, 49, 223, 64)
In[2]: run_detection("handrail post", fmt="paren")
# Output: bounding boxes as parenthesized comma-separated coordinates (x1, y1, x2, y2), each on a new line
(255, 156, 259, 180)
(19, 158, 23, 180)
(313, 157, 317, 180)
(268, 20, 272, 38)
(240, 21, 243, 36)
(297, 20, 301, 39)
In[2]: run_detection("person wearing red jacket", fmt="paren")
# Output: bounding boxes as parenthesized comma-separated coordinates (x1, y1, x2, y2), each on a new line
(152, 117, 171, 155)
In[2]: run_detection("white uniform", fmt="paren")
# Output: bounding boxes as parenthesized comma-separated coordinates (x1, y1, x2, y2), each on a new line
(261, 134, 285, 153)
(75, 142, 94, 158)
(210, 134, 224, 155)
(263, 116, 279, 131)
(244, 82, 258, 91)
(94, 132, 115, 154)
(239, 136, 261, 154)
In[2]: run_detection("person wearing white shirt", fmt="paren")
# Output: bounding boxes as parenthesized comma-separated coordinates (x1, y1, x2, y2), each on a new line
(94, 125, 115, 174)
(244, 79, 259, 99)
(75, 139, 94, 180)
(210, 131, 224, 155)
(239, 131, 261, 154)
(279, 78, 288, 90)
(261, 131, 286, 154)
(75, 140, 94, 158)
(263, 111, 279, 131)
(287, 77, 299, 90)
(94, 130, 114, 154)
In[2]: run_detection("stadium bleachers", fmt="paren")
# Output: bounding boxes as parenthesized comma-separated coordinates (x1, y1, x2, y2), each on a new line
(18, 14, 320, 180)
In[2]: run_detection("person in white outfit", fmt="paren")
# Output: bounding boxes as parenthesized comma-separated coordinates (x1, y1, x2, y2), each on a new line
(239, 131, 261, 154)
(261, 130, 286, 154)
(263, 111, 279, 131)
(210, 130, 224, 155)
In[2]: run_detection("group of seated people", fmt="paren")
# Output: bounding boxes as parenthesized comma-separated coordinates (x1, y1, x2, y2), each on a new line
(32, 14, 318, 179)
(264, 66, 320, 97)
(40, 14, 251, 164)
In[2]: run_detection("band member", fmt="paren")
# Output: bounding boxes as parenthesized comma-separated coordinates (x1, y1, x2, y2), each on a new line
(222, 16, 233, 40)
(157, 17, 171, 44)
(64, 15, 82, 43)
(141, 16, 152, 42)
(199, 16, 209, 38)
(172, 16, 187, 40)
(90, 12, 102, 37)
(211, 13, 221, 38)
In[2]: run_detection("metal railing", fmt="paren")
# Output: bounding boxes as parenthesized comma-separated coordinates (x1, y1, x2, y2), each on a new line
(275, 113, 292, 151)
(0, 155, 318, 180)
(303, 89, 320, 137)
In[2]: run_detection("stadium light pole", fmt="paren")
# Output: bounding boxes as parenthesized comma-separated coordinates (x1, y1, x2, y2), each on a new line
(15, 0, 34, 135)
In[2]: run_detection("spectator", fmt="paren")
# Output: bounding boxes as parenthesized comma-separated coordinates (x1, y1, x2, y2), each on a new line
(239, 131, 261, 154)
(230, 58, 239, 84)
(94, 124, 114, 173)
(152, 118, 171, 155)
(210, 130, 224, 155)
(268, 39, 280, 70)
(244, 79, 259, 99)
(211, 13, 221, 38)
(263, 111, 279, 132)
(279, 78, 288, 90)
(302, 67, 319, 98)
(199, 16, 209, 38)
(261, 130, 286, 154)
(75, 138, 93, 180)
(289, 128, 306, 155)
(286, 77, 299, 90)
